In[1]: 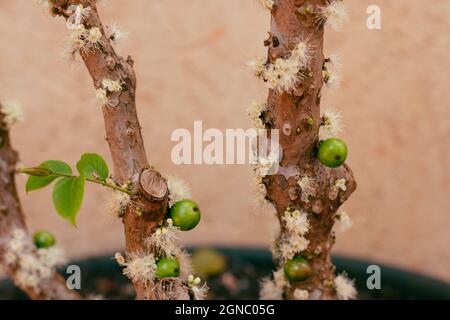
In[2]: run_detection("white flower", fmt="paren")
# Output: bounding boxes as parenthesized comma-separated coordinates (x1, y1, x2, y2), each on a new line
(323, 54, 343, 88)
(167, 175, 191, 207)
(290, 41, 311, 65)
(273, 268, 288, 288)
(260, 278, 283, 300)
(191, 283, 209, 300)
(247, 101, 267, 129)
(279, 233, 309, 261)
(116, 252, 157, 284)
(102, 79, 122, 92)
(248, 57, 267, 79)
(87, 27, 103, 46)
(7, 229, 27, 253)
(334, 273, 357, 300)
(106, 189, 130, 217)
(37, 247, 67, 268)
(320, 109, 343, 140)
(255, 152, 279, 177)
(1, 100, 24, 128)
(297, 175, 317, 203)
(95, 88, 109, 106)
(283, 209, 310, 235)
(265, 57, 303, 93)
(107, 23, 129, 42)
(335, 178, 347, 191)
(145, 223, 180, 258)
(293, 289, 309, 300)
(319, 1, 349, 31)
(260, 0, 275, 10)
(336, 211, 353, 232)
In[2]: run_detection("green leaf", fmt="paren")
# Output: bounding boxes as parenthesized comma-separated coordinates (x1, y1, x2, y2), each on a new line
(26, 160, 72, 192)
(52, 175, 85, 226)
(76, 153, 109, 180)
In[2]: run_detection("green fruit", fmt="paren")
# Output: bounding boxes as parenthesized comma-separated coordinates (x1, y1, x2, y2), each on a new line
(317, 138, 348, 168)
(192, 249, 227, 277)
(284, 256, 313, 282)
(156, 258, 180, 279)
(169, 199, 201, 231)
(33, 231, 56, 249)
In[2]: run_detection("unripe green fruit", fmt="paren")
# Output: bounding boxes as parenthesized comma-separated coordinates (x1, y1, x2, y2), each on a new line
(156, 258, 180, 279)
(284, 256, 313, 282)
(33, 230, 56, 249)
(317, 138, 348, 168)
(169, 199, 201, 231)
(192, 249, 227, 277)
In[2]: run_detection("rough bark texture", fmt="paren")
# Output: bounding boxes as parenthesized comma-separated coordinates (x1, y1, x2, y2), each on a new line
(264, 0, 356, 299)
(0, 107, 81, 300)
(49, 0, 186, 299)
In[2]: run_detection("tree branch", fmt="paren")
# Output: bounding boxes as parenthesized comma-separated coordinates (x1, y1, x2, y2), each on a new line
(48, 0, 188, 299)
(0, 105, 81, 300)
(259, 0, 356, 299)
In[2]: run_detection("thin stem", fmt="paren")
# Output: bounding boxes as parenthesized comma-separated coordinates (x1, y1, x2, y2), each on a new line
(17, 168, 136, 196)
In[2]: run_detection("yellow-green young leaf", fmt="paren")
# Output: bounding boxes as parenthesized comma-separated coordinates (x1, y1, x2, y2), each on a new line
(76, 153, 109, 180)
(26, 160, 72, 192)
(52, 176, 85, 226)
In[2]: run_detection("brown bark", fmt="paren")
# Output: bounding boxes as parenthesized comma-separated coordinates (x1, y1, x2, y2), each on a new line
(263, 0, 356, 299)
(48, 0, 187, 299)
(0, 107, 81, 300)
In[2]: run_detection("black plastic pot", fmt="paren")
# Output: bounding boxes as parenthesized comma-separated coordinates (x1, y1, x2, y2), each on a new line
(1, 247, 449, 299)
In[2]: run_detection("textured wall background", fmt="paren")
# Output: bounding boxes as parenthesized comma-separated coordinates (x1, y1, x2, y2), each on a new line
(0, 0, 449, 282)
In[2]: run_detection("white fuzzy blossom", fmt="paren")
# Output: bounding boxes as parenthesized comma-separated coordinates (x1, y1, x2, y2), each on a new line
(167, 176, 191, 208)
(4, 229, 65, 291)
(320, 109, 343, 140)
(335, 178, 347, 191)
(145, 219, 180, 257)
(247, 101, 267, 129)
(297, 175, 317, 203)
(250, 41, 310, 93)
(102, 79, 122, 92)
(1, 100, 24, 128)
(106, 23, 129, 42)
(95, 88, 109, 106)
(188, 275, 208, 300)
(115, 252, 157, 284)
(336, 211, 353, 232)
(323, 54, 343, 88)
(273, 267, 288, 288)
(65, 25, 104, 60)
(259, 278, 283, 300)
(293, 289, 310, 300)
(283, 209, 310, 235)
(279, 233, 310, 262)
(106, 189, 130, 217)
(319, 1, 349, 31)
(260, 0, 275, 10)
(334, 273, 357, 300)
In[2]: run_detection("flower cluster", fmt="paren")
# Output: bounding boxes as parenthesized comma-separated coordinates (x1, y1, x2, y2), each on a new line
(115, 252, 157, 284)
(323, 54, 343, 88)
(188, 274, 209, 300)
(318, 0, 349, 31)
(334, 273, 357, 300)
(275, 208, 310, 262)
(1, 100, 24, 128)
(336, 210, 353, 232)
(95, 78, 123, 107)
(167, 176, 191, 208)
(297, 175, 317, 203)
(319, 108, 343, 140)
(247, 101, 268, 129)
(4, 229, 66, 292)
(249, 41, 311, 93)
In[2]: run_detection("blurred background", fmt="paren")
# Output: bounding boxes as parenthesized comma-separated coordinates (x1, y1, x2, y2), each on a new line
(0, 0, 449, 282)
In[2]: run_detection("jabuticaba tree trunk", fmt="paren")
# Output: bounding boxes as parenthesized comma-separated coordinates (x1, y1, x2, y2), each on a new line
(0, 108, 81, 300)
(264, 0, 356, 299)
(49, 0, 180, 299)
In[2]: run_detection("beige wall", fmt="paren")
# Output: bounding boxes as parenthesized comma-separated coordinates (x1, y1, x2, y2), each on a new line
(0, 1, 449, 282)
